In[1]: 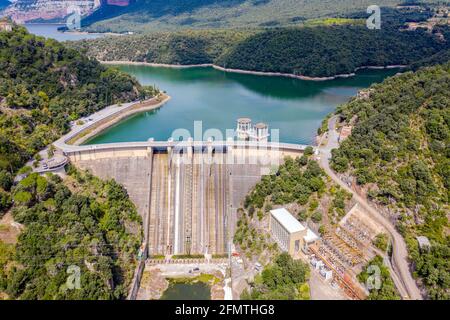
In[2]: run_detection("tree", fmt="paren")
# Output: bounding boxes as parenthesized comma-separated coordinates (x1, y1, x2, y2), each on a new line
(358, 255, 400, 300)
(304, 146, 314, 157)
(0, 170, 13, 191)
(0, 191, 11, 213)
(5, 169, 142, 300)
(373, 233, 389, 252)
(245, 253, 310, 300)
(13, 191, 32, 206)
(311, 211, 322, 223)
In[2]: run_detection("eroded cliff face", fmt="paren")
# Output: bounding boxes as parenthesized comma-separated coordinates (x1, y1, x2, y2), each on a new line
(1, 0, 102, 23)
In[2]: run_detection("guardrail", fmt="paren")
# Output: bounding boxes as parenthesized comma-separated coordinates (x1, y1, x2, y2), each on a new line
(57, 139, 312, 156)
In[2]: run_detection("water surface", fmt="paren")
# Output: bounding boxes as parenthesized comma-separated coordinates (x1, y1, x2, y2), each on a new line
(161, 282, 211, 300)
(86, 65, 398, 145)
(25, 24, 105, 41)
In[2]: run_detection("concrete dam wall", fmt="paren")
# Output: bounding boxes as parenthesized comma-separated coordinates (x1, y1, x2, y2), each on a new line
(68, 145, 304, 256)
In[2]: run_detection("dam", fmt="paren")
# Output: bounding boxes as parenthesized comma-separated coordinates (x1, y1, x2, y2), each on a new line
(62, 138, 307, 255)
(64, 66, 399, 255)
(148, 151, 228, 255)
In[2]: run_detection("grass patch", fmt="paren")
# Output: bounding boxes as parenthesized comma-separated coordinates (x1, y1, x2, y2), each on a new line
(172, 254, 204, 259)
(304, 18, 365, 26)
(169, 273, 221, 286)
(149, 255, 165, 260)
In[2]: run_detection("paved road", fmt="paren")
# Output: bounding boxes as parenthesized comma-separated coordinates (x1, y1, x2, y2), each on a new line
(317, 116, 422, 300)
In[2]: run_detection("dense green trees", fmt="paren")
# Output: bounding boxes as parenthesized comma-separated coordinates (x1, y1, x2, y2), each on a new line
(332, 63, 449, 212)
(331, 63, 450, 299)
(409, 241, 450, 300)
(217, 25, 449, 77)
(358, 255, 400, 300)
(71, 29, 253, 65)
(0, 26, 148, 299)
(0, 25, 156, 215)
(71, 23, 450, 78)
(373, 234, 389, 252)
(243, 156, 326, 211)
(80, 0, 427, 33)
(0, 167, 142, 299)
(242, 253, 310, 300)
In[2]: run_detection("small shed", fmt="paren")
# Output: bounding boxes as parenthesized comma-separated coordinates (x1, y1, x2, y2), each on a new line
(416, 236, 431, 251)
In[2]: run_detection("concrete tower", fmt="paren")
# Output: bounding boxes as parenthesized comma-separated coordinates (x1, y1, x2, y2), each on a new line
(236, 118, 252, 140)
(252, 122, 270, 142)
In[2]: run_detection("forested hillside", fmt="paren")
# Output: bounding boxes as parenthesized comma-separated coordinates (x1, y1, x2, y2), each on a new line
(241, 253, 310, 300)
(0, 25, 150, 299)
(0, 25, 156, 214)
(80, 0, 440, 33)
(0, 167, 142, 299)
(216, 25, 448, 77)
(71, 29, 253, 65)
(331, 63, 450, 299)
(70, 24, 449, 78)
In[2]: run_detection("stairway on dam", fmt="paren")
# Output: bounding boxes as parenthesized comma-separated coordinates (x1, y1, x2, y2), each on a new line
(148, 152, 228, 255)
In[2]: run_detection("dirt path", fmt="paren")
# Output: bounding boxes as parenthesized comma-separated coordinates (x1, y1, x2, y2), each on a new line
(317, 116, 422, 300)
(0, 212, 22, 244)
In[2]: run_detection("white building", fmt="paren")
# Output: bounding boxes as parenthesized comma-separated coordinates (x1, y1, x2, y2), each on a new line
(236, 118, 270, 142)
(269, 208, 320, 256)
(249, 122, 269, 142)
(236, 118, 252, 140)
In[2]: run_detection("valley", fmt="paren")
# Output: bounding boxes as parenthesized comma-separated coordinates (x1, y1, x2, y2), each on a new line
(0, 3, 448, 303)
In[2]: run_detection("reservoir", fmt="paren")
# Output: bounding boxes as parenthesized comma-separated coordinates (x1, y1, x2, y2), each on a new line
(86, 65, 399, 145)
(161, 281, 211, 300)
(25, 24, 106, 42)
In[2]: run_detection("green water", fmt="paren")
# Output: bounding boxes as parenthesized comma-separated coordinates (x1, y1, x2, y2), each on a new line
(161, 282, 211, 300)
(86, 66, 399, 145)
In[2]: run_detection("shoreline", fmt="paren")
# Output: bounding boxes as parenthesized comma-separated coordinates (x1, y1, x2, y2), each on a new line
(24, 23, 122, 37)
(101, 60, 407, 81)
(59, 93, 171, 147)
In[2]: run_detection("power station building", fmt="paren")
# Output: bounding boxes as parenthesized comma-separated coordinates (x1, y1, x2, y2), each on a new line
(236, 118, 270, 142)
(269, 208, 319, 256)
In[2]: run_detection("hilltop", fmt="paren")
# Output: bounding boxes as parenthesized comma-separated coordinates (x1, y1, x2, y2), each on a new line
(0, 23, 155, 300)
(0, 24, 156, 213)
(70, 23, 450, 78)
(81, 0, 433, 33)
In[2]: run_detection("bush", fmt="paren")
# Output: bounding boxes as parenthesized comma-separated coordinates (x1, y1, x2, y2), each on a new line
(4, 169, 142, 300)
(0, 191, 11, 213)
(373, 233, 389, 252)
(311, 211, 322, 223)
(0, 170, 13, 191)
(244, 253, 310, 300)
(13, 191, 32, 206)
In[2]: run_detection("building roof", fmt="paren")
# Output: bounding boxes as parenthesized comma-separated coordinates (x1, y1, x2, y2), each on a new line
(270, 208, 305, 233)
(304, 229, 320, 243)
(339, 126, 352, 141)
(237, 118, 252, 124)
(416, 236, 431, 248)
(254, 122, 268, 129)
